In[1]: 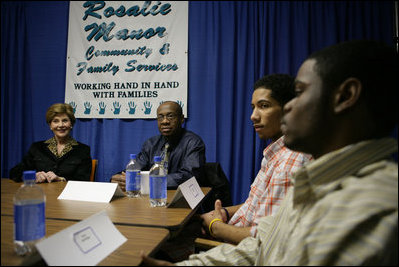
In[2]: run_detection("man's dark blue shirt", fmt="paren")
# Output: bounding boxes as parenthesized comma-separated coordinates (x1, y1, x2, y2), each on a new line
(136, 129, 206, 188)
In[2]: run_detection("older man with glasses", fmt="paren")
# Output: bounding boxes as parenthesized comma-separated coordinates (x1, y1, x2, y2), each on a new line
(111, 101, 206, 189)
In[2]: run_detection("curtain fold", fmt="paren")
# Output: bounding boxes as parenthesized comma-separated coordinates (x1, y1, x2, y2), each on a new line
(1, 1, 395, 204)
(1, 2, 34, 178)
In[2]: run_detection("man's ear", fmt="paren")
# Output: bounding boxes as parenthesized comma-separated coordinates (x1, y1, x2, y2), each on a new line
(333, 77, 362, 114)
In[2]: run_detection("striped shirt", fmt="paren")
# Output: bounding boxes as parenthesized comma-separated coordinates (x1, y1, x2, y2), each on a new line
(177, 138, 398, 266)
(229, 135, 312, 236)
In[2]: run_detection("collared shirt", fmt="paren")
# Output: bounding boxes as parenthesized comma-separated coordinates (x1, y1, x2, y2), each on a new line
(136, 129, 206, 188)
(229, 136, 312, 236)
(177, 138, 398, 266)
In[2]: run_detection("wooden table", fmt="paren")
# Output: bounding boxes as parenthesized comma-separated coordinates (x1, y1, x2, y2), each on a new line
(1, 179, 110, 221)
(1, 179, 211, 230)
(1, 178, 210, 265)
(1, 215, 169, 266)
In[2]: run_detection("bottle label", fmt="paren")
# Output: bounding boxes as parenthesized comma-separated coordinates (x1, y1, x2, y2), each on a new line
(126, 170, 140, 191)
(149, 176, 167, 199)
(14, 202, 45, 241)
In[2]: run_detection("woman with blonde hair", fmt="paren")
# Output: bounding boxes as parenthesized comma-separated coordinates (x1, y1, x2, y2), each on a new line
(10, 103, 92, 183)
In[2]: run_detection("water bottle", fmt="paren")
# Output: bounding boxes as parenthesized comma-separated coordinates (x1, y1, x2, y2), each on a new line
(125, 154, 141, 198)
(149, 156, 167, 207)
(13, 170, 46, 256)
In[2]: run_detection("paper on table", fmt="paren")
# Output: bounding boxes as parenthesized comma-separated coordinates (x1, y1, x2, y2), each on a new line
(58, 181, 125, 203)
(35, 210, 127, 266)
(167, 177, 204, 209)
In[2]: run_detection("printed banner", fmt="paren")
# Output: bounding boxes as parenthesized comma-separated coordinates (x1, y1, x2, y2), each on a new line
(65, 1, 188, 118)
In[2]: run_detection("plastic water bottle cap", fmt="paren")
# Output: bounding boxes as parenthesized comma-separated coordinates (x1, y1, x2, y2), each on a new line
(23, 170, 36, 180)
(130, 154, 137, 159)
(154, 156, 162, 162)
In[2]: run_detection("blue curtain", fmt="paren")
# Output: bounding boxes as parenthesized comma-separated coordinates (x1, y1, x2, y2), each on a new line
(1, 1, 395, 205)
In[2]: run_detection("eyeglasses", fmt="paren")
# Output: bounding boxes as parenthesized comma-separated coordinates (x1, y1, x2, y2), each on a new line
(157, 113, 178, 121)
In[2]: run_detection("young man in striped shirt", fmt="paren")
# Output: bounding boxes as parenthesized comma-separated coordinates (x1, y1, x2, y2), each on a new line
(200, 74, 312, 244)
(142, 40, 398, 265)
(157, 74, 312, 262)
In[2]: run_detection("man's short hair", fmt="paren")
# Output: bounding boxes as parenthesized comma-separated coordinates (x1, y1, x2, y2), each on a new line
(158, 101, 183, 117)
(308, 40, 398, 135)
(254, 74, 295, 107)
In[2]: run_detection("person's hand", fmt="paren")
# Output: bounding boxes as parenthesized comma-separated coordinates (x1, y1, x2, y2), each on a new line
(200, 199, 224, 235)
(45, 171, 59, 183)
(140, 251, 175, 266)
(200, 201, 228, 223)
(35, 171, 47, 183)
(111, 172, 126, 191)
(36, 171, 65, 183)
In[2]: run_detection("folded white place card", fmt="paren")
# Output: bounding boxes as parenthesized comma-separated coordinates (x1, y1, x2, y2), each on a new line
(167, 177, 205, 209)
(58, 181, 125, 203)
(35, 210, 127, 266)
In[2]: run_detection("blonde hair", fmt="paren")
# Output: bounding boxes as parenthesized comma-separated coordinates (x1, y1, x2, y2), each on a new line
(46, 103, 76, 126)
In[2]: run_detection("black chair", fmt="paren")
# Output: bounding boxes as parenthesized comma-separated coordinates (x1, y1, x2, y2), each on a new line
(197, 162, 233, 213)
